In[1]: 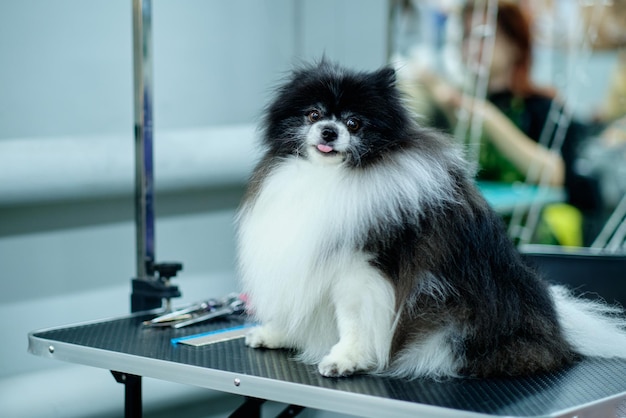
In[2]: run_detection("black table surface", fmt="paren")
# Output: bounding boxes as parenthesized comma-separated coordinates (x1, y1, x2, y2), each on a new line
(29, 312, 626, 418)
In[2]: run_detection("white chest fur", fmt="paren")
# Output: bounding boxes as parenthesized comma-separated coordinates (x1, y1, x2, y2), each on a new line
(237, 158, 401, 365)
(237, 160, 359, 320)
(237, 153, 449, 317)
(236, 154, 454, 372)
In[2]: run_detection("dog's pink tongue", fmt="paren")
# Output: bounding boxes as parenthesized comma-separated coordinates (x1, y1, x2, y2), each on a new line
(317, 144, 334, 153)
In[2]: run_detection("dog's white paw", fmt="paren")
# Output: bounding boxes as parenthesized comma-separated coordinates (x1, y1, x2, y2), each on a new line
(244, 326, 286, 349)
(318, 351, 369, 377)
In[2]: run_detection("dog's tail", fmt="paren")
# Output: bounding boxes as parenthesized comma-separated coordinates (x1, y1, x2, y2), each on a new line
(551, 285, 626, 358)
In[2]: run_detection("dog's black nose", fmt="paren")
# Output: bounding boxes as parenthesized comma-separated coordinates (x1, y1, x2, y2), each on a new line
(321, 127, 338, 142)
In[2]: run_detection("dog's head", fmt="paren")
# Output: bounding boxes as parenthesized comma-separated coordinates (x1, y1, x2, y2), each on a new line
(262, 61, 413, 168)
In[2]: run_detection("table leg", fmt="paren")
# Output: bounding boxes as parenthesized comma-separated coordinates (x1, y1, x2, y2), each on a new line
(112, 371, 142, 418)
(276, 404, 305, 417)
(229, 396, 265, 418)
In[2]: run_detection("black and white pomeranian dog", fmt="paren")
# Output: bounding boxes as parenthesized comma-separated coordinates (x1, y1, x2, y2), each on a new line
(236, 61, 626, 379)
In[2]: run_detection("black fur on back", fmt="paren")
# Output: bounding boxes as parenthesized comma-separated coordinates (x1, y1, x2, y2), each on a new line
(364, 129, 576, 377)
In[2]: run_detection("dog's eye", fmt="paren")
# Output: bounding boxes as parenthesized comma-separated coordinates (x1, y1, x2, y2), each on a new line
(307, 110, 322, 123)
(346, 117, 360, 132)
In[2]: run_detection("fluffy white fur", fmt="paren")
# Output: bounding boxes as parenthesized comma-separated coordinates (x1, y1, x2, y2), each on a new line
(550, 285, 626, 359)
(237, 151, 457, 376)
(389, 327, 464, 379)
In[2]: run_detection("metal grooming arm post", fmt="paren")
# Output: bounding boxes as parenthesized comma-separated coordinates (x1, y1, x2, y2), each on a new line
(132, 0, 155, 287)
(115, 2, 182, 416)
(129, 0, 182, 315)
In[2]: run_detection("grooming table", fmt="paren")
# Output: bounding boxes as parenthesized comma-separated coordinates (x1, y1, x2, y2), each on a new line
(28, 2, 623, 417)
(28, 312, 626, 418)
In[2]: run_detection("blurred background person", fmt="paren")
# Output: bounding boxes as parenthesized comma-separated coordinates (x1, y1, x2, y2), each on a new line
(398, 0, 602, 245)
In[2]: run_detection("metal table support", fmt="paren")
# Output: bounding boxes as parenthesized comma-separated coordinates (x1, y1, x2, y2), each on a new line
(117, 1, 184, 415)
(114, 2, 155, 415)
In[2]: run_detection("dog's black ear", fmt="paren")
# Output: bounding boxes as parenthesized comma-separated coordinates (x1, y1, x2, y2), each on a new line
(372, 66, 397, 88)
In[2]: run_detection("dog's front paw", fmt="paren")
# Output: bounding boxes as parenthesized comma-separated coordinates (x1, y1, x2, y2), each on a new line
(244, 325, 287, 349)
(318, 351, 369, 378)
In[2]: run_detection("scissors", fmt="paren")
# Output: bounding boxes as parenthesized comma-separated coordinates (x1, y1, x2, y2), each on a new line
(143, 294, 245, 328)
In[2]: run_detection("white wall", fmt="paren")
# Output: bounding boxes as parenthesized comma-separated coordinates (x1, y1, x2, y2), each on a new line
(0, 1, 388, 416)
(0, 0, 387, 141)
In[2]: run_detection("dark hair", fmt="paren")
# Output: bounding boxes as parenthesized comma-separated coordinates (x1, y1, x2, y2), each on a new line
(463, 0, 554, 98)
